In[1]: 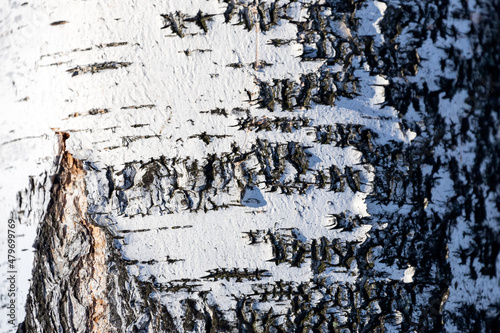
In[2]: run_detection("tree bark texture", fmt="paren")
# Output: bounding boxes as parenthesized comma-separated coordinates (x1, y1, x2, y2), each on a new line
(0, 0, 499, 332)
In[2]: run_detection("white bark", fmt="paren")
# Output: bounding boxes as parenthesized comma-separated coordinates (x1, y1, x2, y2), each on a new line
(1, 0, 499, 332)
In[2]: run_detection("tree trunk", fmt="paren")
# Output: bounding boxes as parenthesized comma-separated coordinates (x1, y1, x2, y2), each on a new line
(1, 0, 499, 332)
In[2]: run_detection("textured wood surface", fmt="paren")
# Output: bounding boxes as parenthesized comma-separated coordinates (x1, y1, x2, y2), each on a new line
(0, 0, 499, 332)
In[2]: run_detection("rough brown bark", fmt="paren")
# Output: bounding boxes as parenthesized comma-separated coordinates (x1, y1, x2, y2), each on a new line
(22, 133, 110, 333)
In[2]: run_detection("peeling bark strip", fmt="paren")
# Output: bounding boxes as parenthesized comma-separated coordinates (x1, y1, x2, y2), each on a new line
(22, 133, 109, 333)
(67, 62, 132, 77)
(50, 21, 68, 26)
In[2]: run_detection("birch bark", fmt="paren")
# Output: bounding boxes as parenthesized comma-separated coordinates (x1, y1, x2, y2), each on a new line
(0, 0, 499, 332)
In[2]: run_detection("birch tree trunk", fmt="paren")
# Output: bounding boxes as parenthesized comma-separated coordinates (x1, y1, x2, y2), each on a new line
(1, 0, 499, 332)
